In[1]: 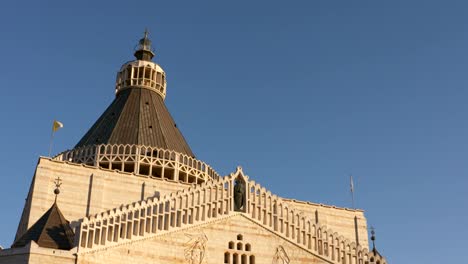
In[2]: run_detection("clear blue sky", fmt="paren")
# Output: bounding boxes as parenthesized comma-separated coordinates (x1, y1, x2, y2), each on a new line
(1, 1, 467, 263)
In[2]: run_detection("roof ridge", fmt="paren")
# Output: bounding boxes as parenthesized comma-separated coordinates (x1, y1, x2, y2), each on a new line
(150, 90, 169, 150)
(136, 88, 142, 145)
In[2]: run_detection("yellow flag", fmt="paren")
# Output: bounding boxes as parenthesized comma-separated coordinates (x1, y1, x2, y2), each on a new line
(52, 120, 64, 132)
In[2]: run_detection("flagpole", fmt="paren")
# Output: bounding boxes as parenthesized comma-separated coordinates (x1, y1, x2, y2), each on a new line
(350, 174, 355, 209)
(48, 127, 55, 157)
(350, 174, 359, 245)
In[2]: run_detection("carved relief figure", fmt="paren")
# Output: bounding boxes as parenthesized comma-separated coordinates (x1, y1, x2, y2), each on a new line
(234, 179, 245, 211)
(272, 246, 290, 264)
(184, 233, 208, 264)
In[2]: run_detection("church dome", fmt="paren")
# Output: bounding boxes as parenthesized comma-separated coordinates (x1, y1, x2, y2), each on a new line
(54, 31, 219, 184)
(74, 31, 194, 157)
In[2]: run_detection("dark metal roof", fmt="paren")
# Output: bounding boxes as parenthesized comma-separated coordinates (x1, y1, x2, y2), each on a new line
(75, 88, 195, 157)
(12, 202, 75, 250)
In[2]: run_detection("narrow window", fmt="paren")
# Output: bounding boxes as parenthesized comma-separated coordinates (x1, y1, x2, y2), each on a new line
(157, 72, 162, 83)
(237, 242, 243, 250)
(138, 66, 144, 78)
(241, 254, 247, 264)
(132, 66, 138, 78)
(144, 67, 151, 79)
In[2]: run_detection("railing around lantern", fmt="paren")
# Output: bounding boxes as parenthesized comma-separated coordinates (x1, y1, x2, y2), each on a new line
(53, 144, 220, 184)
(115, 63, 166, 98)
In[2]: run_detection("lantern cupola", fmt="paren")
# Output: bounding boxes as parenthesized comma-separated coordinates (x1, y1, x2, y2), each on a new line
(115, 30, 167, 99)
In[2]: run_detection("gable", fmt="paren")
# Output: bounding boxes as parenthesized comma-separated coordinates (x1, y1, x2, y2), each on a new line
(76, 167, 386, 264)
(79, 214, 330, 264)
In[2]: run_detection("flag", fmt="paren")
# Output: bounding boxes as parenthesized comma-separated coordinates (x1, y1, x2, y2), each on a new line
(350, 175, 354, 194)
(52, 120, 64, 132)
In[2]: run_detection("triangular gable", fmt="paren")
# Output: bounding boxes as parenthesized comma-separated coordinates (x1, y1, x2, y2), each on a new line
(77, 167, 386, 264)
(79, 213, 331, 264)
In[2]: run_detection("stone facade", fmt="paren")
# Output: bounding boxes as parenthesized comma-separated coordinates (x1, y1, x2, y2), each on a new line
(16, 159, 369, 249)
(3, 161, 386, 264)
(16, 158, 193, 240)
(0, 242, 75, 264)
(79, 215, 329, 264)
(282, 199, 369, 247)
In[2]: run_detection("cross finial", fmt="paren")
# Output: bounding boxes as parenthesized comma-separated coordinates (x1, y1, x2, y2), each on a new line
(134, 28, 155, 61)
(53, 177, 62, 202)
(370, 226, 377, 254)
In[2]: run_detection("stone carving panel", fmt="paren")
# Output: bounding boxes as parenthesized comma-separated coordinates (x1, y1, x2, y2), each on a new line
(184, 232, 208, 264)
(272, 245, 290, 264)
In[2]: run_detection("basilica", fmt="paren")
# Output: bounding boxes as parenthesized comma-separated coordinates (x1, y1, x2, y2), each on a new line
(0, 32, 387, 264)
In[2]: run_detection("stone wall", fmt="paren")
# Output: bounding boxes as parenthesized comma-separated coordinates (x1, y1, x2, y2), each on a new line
(16, 158, 370, 250)
(0, 242, 75, 264)
(78, 214, 328, 264)
(283, 199, 369, 247)
(16, 158, 192, 239)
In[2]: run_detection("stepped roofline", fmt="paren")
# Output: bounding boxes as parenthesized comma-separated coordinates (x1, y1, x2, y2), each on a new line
(75, 167, 387, 264)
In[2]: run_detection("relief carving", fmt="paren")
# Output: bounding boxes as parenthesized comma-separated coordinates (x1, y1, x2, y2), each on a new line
(272, 245, 290, 264)
(184, 233, 208, 264)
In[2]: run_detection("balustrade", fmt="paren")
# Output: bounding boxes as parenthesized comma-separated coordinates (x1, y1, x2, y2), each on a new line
(76, 171, 386, 264)
(53, 144, 220, 184)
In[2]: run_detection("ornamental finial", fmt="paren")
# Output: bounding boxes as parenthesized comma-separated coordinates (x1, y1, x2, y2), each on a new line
(53, 177, 62, 203)
(370, 226, 377, 254)
(134, 29, 155, 61)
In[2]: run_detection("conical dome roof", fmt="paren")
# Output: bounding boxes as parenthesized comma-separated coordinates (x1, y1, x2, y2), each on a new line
(75, 87, 194, 157)
(74, 32, 194, 157)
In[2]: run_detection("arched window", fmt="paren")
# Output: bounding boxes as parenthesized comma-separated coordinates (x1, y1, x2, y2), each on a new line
(245, 243, 251, 251)
(241, 254, 247, 264)
(226, 234, 254, 264)
(233, 253, 239, 264)
(237, 242, 243, 250)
